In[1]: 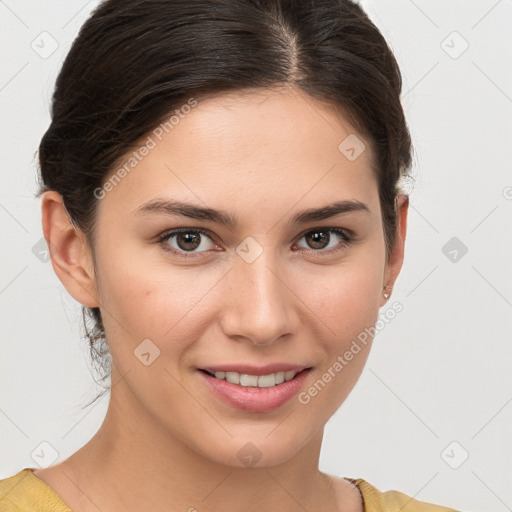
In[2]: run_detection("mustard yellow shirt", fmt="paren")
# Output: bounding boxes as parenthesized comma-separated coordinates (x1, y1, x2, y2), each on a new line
(0, 468, 460, 511)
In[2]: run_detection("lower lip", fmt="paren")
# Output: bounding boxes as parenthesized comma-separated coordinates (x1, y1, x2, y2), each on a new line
(198, 369, 312, 413)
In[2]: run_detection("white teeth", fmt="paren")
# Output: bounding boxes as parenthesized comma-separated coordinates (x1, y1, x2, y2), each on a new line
(257, 374, 275, 387)
(240, 374, 259, 386)
(275, 371, 285, 384)
(284, 370, 296, 381)
(225, 372, 240, 384)
(210, 370, 299, 387)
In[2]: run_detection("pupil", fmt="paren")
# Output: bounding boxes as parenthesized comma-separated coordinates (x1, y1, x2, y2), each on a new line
(178, 232, 200, 251)
(308, 231, 329, 249)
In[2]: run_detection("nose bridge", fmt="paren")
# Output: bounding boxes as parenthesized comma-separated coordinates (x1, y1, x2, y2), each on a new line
(220, 240, 294, 345)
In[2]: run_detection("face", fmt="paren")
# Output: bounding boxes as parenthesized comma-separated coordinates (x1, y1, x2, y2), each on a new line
(55, 86, 406, 468)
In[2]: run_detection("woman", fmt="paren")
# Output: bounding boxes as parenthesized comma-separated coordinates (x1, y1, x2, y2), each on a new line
(0, 0, 460, 510)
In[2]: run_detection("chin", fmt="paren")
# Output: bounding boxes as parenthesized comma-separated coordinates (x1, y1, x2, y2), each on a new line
(196, 430, 312, 469)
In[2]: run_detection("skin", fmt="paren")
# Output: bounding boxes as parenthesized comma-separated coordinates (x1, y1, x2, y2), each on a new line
(36, 85, 408, 512)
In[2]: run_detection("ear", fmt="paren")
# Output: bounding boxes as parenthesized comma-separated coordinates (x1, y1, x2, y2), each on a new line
(41, 190, 99, 308)
(380, 193, 409, 306)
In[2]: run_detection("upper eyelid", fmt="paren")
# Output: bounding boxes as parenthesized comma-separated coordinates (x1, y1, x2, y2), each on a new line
(296, 225, 352, 238)
(159, 225, 351, 238)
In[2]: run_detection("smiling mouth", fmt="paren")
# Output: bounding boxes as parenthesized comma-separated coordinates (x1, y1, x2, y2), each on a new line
(198, 368, 312, 388)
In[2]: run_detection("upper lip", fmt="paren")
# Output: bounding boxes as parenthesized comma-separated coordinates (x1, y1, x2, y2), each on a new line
(199, 363, 312, 376)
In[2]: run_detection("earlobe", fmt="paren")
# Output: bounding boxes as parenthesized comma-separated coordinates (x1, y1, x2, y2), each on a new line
(41, 191, 99, 308)
(380, 193, 409, 306)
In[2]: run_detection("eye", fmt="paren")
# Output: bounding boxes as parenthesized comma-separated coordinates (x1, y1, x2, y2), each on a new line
(295, 227, 353, 254)
(156, 226, 354, 259)
(157, 228, 217, 257)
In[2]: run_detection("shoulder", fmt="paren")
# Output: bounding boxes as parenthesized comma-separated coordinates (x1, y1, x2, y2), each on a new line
(0, 468, 71, 512)
(346, 477, 461, 512)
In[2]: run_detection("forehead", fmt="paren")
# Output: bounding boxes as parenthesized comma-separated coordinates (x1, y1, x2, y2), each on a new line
(99, 86, 378, 217)
(177, 86, 373, 164)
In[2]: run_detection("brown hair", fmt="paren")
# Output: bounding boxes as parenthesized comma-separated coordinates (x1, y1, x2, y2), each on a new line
(36, 0, 413, 405)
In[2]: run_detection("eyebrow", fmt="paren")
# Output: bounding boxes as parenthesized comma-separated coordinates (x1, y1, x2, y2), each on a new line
(133, 198, 371, 227)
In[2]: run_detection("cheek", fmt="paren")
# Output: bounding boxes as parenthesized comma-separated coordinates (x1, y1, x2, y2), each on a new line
(292, 254, 382, 404)
(95, 249, 217, 352)
(296, 282, 377, 418)
(294, 254, 383, 335)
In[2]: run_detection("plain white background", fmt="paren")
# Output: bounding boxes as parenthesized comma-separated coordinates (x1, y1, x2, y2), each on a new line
(1, 1, 511, 511)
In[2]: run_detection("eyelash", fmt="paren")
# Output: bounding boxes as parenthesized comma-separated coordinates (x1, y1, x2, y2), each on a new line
(156, 227, 354, 259)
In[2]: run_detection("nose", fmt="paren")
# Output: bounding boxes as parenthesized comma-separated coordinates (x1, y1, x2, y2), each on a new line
(218, 249, 297, 347)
